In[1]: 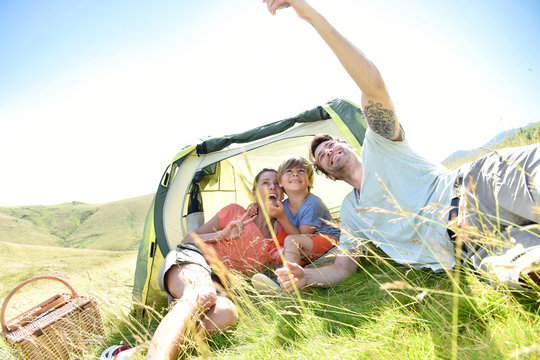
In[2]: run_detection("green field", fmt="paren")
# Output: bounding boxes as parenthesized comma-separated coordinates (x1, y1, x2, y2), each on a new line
(0, 195, 151, 359)
(1, 241, 538, 360)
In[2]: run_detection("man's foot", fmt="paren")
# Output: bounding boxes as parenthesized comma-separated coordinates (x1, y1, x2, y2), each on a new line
(519, 259, 540, 289)
(251, 273, 284, 295)
(480, 245, 540, 290)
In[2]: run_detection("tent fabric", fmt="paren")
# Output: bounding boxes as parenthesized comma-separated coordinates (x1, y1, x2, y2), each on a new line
(133, 98, 367, 308)
(196, 105, 330, 155)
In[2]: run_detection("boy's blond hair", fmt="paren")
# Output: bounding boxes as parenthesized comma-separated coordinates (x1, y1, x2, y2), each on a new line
(277, 156, 314, 193)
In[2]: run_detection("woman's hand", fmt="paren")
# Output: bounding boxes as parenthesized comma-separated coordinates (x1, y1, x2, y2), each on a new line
(218, 211, 257, 241)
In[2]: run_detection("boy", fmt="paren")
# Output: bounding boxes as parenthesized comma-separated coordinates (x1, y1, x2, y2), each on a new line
(252, 156, 339, 293)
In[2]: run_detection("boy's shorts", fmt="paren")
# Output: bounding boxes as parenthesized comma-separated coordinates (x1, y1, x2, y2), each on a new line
(311, 234, 338, 255)
(158, 242, 220, 299)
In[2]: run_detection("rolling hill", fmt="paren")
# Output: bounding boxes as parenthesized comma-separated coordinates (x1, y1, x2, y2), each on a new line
(442, 121, 540, 168)
(0, 194, 153, 251)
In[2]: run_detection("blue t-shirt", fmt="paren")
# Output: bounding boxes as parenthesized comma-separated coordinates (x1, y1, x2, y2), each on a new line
(283, 193, 340, 239)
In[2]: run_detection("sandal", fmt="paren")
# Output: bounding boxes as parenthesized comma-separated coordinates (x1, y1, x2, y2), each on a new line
(99, 345, 134, 360)
(252, 273, 285, 295)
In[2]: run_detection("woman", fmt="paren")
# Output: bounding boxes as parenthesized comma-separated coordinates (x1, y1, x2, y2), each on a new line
(181, 168, 286, 274)
(146, 168, 285, 360)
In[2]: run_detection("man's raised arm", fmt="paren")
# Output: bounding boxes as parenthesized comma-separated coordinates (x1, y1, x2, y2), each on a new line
(264, 0, 401, 141)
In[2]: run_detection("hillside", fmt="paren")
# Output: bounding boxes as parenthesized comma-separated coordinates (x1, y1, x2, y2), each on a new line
(0, 194, 153, 251)
(442, 121, 540, 168)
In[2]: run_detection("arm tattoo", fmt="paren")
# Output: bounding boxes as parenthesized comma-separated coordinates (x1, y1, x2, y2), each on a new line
(365, 100, 397, 139)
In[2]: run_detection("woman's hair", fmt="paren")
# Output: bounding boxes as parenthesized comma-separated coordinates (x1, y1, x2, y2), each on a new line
(277, 156, 314, 192)
(252, 168, 277, 191)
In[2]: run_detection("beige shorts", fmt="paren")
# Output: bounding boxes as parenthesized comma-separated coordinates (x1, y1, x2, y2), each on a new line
(157, 242, 213, 298)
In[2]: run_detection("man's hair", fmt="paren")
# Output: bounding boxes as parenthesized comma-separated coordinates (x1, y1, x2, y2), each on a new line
(277, 156, 314, 193)
(252, 168, 277, 191)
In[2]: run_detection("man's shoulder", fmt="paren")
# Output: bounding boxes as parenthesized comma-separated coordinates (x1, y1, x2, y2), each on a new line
(363, 126, 409, 160)
(341, 189, 359, 208)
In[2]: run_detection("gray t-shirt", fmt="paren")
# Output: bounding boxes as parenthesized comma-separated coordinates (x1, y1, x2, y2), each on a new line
(339, 128, 457, 270)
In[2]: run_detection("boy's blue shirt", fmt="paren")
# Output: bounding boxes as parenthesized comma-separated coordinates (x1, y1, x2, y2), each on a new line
(283, 193, 340, 239)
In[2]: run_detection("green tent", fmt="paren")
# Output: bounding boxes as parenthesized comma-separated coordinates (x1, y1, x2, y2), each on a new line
(132, 98, 367, 308)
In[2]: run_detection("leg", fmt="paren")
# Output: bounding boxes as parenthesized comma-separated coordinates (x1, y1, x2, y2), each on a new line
(458, 145, 540, 290)
(200, 296, 238, 333)
(251, 234, 312, 295)
(460, 144, 540, 232)
(283, 234, 314, 264)
(146, 263, 238, 360)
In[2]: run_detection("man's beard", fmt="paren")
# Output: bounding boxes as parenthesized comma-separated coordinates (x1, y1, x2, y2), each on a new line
(328, 149, 355, 179)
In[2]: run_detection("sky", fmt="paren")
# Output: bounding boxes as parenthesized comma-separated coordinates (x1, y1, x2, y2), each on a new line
(1, 0, 539, 206)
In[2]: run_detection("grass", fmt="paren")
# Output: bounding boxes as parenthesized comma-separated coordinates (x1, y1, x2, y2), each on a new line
(0, 241, 139, 359)
(156, 258, 539, 360)
(1, 236, 539, 359)
(1, 134, 539, 359)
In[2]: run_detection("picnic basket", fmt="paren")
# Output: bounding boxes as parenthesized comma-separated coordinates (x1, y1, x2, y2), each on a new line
(1, 275, 105, 360)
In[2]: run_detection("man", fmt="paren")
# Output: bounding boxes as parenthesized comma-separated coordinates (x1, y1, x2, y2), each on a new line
(264, 0, 540, 291)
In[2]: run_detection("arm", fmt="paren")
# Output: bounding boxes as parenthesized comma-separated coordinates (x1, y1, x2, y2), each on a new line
(265, 0, 401, 141)
(271, 204, 316, 235)
(269, 200, 316, 235)
(268, 201, 298, 235)
(275, 250, 359, 290)
(183, 211, 255, 243)
(182, 214, 224, 243)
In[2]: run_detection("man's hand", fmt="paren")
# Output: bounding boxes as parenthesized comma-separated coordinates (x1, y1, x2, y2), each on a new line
(262, 0, 315, 21)
(275, 262, 307, 291)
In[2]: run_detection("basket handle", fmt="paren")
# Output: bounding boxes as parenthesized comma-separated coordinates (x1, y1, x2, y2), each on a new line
(1, 275, 79, 334)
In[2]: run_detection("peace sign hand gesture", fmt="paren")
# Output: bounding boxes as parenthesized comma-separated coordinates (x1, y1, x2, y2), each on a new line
(219, 210, 257, 241)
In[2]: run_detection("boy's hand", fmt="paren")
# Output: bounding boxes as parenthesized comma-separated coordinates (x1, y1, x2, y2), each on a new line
(268, 200, 285, 220)
(275, 262, 306, 291)
(246, 203, 258, 218)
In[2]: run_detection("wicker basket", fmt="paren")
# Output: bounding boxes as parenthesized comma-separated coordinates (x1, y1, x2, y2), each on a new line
(1, 275, 105, 360)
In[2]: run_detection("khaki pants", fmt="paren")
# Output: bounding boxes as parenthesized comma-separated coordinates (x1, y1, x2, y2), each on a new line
(456, 143, 540, 288)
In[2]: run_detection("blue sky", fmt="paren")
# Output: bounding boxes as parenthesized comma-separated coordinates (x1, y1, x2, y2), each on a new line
(1, 0, 539, 206)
